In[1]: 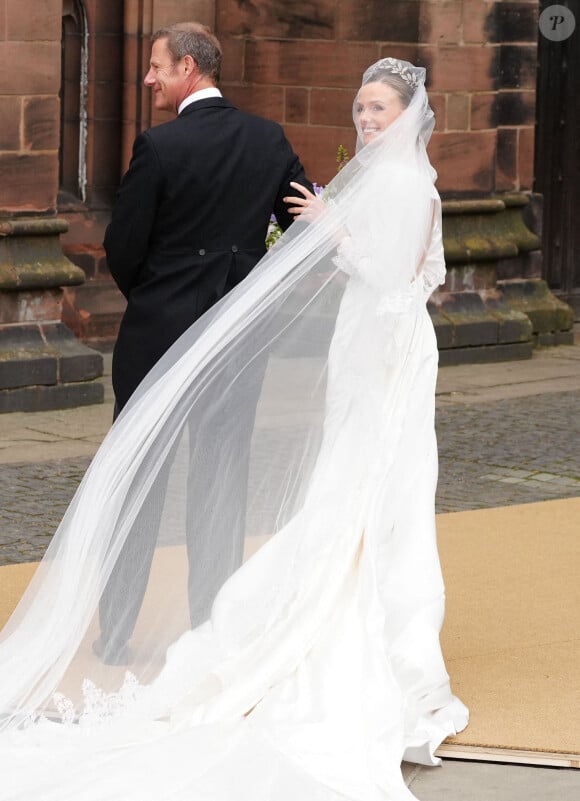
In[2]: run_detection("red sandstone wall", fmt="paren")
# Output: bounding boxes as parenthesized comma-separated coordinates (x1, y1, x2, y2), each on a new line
(0, 0, 540, 215)
(216, 0, 539, 194)
(0, 0, 61, 214)
(0, 0, 541, 345)
(422, 0, 538, 194)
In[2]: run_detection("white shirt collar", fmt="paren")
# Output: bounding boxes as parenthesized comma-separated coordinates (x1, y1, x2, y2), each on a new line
(178, 87, 222, 115)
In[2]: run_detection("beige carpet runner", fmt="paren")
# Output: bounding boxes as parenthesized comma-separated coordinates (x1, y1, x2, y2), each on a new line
(1, 498, 579, 766)
(436, 497, 580, 767)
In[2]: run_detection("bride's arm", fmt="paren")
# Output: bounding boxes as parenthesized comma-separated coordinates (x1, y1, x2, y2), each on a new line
(417, 197, 446, 297)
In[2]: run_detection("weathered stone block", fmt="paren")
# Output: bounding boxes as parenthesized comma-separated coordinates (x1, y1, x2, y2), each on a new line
(442, 263, 496, 292)
(518, 127, 535, 191)
(496, 250, 543, 281)
(498, 279, 575, 334)
(0, 218, 85, 289)
(0, 153, 58, 213)
(62, 281, 125, 346)
(23, 96, 60, 150)
(285, 88, 309, 124)
(220, 36, 245, 83)
(0, 382, 104, 414)
(462, 0, 492, 44)
(488, 2, 539, 44)
(438, 341, 533, 366)
(284, 125, 357, 185)
(0, 326, 56, 389)
(495, 90, 535, 126)
(446, 93, 469, 130)
(310, 88, 354, 128)
(338, 0, 420, 42)
(0, 288, 62, 324)
(61, 247, 100, 280)
(482, 294, 534, 342)
(0, 42, 60, 95)
(442, 196, 539, 263)
(496, 128, 518, 191)
(92, 81, 123, 123)
(499, 45, 537, 90)
(153, 0, 214, 31)
(0, 353, 57, 390)
(90, 0, 124, 36)
(43, 323, 104, 383)
(429, 131, 496, 193)
(217, 0, 335, 38)
(6, 0, 60, 40)
(471, 92, 498, 130)
(0, 96, 21, 149)
(423, 45, 499, 92)
(224, 85, 284, 121)
(89, 36, 123, 84)
(379, 44, 419, 68)
(245, 40, 373, 88)
(435, 291, 500, 347)
(420, 0, 462, 45)
(428, 307, 454, 349)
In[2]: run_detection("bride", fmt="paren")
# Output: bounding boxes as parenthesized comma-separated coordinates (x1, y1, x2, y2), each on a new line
(0, 58, 467, 800)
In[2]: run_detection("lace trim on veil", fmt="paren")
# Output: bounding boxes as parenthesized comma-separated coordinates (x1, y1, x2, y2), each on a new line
(51, 672, 146, 727)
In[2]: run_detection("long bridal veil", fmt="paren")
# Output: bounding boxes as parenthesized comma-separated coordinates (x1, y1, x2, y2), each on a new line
(0, 61, 465, 797)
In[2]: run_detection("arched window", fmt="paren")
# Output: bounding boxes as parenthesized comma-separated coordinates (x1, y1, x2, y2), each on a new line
(60, 0, 88, 202)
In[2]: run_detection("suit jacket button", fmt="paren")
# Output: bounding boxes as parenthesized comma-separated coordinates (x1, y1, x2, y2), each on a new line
(198, 248, 206, 256)
(231, 245, 238, 253)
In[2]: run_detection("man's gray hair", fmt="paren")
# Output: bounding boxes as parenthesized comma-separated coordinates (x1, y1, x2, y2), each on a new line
(152, 22, 222, 82)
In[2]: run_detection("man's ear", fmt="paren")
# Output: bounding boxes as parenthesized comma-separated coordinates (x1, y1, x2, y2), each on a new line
(183, 54, 196, 76)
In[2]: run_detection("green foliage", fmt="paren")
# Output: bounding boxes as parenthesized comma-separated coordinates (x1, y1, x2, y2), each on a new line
(336, 144, 350, 171)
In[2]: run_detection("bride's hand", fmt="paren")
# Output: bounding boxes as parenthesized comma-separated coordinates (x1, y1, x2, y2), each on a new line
(284, 182, 326, 222)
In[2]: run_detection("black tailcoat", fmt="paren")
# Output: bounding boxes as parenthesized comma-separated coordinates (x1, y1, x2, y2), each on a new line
(104, 97, 311, 409)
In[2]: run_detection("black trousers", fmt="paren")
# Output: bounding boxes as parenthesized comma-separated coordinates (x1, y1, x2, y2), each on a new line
(98, 352, 267, 655)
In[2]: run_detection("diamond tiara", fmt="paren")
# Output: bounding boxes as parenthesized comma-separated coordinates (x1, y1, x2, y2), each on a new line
(367, 58, 420, 89)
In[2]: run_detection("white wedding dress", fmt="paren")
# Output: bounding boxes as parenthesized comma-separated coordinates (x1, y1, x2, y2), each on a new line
(0, 61, 467, 801)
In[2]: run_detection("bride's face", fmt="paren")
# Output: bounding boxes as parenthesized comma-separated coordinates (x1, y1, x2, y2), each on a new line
(355, 82, 404, 144)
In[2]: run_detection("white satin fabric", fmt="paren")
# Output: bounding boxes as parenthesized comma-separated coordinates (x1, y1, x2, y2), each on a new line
(0, 60, 468, 800)
(0, 209, 467, 801)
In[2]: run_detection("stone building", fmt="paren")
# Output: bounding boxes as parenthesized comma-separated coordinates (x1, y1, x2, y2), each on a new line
(0, 0, 577, 410)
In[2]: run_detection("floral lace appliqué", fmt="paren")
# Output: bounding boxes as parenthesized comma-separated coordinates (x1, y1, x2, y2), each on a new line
(52, 671, 145, 728)
(332, 236, 370, 278)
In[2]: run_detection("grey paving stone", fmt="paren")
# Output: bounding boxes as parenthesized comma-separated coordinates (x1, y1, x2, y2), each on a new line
(407, 759, 580, 801)
(1, 390, 579, 565)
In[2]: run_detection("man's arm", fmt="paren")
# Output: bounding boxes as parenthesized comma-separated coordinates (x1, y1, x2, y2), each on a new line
(271, 131, 313, 232)
(104, 132, 162, 299)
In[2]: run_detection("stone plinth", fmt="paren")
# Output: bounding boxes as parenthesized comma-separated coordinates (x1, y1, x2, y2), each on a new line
(431, 193, 574, 365)
(0, 217, 104, 413)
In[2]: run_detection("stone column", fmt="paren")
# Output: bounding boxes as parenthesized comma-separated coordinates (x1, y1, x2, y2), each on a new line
(0, 218, 103, 412)
(0, 0, 104, 412)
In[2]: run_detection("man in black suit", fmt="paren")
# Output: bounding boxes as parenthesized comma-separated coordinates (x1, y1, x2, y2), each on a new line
(96, 22, 312, 663)
(105, 21, 311, 411)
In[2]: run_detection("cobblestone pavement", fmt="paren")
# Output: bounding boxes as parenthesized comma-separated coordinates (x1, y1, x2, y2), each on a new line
(435, 388, 580, 512)
(1, 386, 578, 566)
